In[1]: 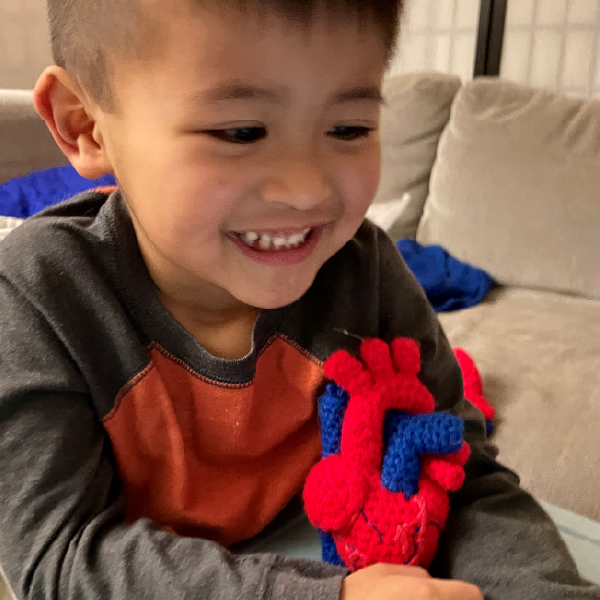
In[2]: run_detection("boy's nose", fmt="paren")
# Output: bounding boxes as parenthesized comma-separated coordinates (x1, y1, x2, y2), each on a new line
(259, 154, 332, 210)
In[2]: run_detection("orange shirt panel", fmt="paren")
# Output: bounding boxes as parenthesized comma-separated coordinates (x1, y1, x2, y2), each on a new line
(103, 337, 324, 546)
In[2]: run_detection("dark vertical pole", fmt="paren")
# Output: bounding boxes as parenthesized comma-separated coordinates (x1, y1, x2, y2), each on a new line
(487, 0, 508, 75)
(474, 0, 493, 76)
(474, 0, 508, 77)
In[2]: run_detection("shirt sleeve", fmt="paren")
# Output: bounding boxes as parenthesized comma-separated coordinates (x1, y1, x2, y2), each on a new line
(0, 277, 346, 600)
(374, 230, 600, 599)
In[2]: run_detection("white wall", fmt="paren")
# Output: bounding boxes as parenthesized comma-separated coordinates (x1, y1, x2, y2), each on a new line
(0, 0, 53, 89)
(501, 0, 600, 99)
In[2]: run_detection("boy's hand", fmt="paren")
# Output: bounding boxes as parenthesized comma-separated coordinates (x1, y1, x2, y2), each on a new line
(340, 564, 483, 600)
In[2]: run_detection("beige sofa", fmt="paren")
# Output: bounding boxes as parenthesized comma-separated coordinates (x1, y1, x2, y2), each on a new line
(370, 72, 600, 525)
(1, 75, 599, 593)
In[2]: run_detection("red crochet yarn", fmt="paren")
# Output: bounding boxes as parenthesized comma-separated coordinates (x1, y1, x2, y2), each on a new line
(454, 348, 495, 422)
(304, 338, 470, 571)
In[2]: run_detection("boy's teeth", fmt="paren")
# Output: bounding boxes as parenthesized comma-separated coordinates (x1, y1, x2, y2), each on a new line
(258, 234, 272, 250)
(238, 228, 311, 250)
(242, 232, 259, 244)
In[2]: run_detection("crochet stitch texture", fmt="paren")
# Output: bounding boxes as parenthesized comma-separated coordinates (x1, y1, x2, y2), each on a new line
(304, 338, 472, 571)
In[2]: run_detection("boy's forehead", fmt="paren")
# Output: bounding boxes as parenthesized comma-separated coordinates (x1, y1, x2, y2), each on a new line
(145, 1, 387, 70)
(112, 0, 388, 111)
(139, 0, 388, 56)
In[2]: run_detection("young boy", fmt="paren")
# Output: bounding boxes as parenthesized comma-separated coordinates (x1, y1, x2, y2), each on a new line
(0, 1, 597, 599)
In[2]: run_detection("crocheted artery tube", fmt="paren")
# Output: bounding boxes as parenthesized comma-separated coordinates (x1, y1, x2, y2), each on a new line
(303, 338, 471, 571)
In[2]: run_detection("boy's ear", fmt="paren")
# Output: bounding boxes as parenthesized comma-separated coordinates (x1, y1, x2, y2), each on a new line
(33, 66, 113, 180)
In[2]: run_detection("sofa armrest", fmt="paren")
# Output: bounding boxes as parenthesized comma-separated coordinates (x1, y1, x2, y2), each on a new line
(0, 89, 67, 185)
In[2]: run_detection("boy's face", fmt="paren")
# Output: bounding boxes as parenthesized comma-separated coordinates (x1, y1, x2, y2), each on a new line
(96, 2, 388, 310)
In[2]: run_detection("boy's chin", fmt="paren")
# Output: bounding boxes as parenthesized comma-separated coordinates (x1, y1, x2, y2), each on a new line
(229, 277, 315, 310)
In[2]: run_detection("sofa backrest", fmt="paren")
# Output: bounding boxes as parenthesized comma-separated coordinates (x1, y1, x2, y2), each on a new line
(368, 72, 461, 241)
(418, 78, 600, 300)
(0, 90, 67, 185)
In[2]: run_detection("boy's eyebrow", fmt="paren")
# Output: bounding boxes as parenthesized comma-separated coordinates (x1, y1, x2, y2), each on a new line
(200, 83, 384, 105)
(202, 84, 280, 103)
(333, 87, 385, 104)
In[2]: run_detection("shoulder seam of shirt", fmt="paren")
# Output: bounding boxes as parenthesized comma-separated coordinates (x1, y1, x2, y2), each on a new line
(102, 360, 155, 423)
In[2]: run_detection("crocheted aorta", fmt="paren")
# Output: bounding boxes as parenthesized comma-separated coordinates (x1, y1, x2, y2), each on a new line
(303, 338, 471, 571)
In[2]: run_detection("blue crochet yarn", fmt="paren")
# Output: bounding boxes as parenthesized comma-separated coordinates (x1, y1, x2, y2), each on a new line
(319, 383, 350, 458)
(382, 411, 464, 498)
(320, 531, 345, 566)
(317, 384, 349, 565)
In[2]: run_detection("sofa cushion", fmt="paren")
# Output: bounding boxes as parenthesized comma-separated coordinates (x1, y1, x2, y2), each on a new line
(0, 217, 24, 243)
(0, 90, 67, 185)
(438, 287, 600, 522)
(418, 78, 600, 300)
(367, 72, 461, 241)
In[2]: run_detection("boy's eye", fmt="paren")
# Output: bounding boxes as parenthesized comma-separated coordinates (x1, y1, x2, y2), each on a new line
(329, 126, 374, 141)
(207, 127, 267, 144)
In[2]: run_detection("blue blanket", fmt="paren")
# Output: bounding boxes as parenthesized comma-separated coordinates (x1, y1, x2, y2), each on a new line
(397, 239, 494, 312)
(0, 165, 115, 219)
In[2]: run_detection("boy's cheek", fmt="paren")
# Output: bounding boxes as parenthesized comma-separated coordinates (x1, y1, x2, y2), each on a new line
(335, 147, 381, 203)
(339, 167, 381, 220)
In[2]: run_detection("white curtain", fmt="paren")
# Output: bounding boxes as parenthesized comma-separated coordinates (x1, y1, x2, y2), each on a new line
(389, 0, 480, 81)
(501, 0, 600, 99)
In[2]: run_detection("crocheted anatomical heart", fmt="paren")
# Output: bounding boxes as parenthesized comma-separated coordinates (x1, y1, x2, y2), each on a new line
(303, 338, 470, 571)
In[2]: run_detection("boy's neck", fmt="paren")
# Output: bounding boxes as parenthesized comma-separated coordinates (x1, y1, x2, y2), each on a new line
(159, 289, 261, 360)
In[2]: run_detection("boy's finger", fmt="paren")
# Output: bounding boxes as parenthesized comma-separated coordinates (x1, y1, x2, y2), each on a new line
(367, 564, 432, 580)
(387, 565, 430, 578)
(442, 580, 484, 600)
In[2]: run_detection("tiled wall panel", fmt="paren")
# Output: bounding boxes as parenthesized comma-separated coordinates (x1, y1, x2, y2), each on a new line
(501, 0, 600, 99)
(390, 0, 479, 81)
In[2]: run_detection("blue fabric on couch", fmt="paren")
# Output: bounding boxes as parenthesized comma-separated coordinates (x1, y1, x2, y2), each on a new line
(0, 165, 115, 219)
(397, 239, 494, 312)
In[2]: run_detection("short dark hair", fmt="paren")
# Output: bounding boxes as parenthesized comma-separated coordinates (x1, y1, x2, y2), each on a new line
(47, 0, 404, 110)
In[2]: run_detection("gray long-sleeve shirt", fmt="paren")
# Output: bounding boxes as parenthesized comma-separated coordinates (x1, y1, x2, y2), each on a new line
(0, 190, 598, 600)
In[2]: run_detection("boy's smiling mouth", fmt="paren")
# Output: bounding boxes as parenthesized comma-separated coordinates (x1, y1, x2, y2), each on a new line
(227, 226, 324, 266)
(233, 228, 312, 250)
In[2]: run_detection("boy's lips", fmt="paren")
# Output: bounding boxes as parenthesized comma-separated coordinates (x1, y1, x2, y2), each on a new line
(227, 226, 323, 266)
